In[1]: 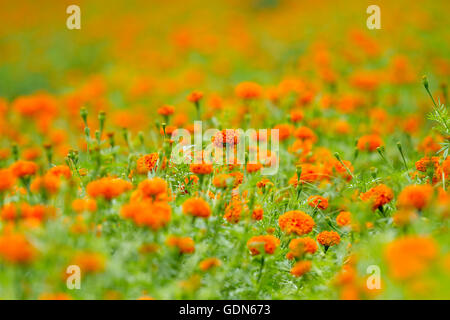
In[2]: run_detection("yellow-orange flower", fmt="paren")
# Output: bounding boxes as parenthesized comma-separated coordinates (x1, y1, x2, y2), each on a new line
(336, 211, 352, 227)
(317, 231, 341, 248)
(385, 236, 438, 280)
(10, 160, 39, 177)
(247, 235, 280, 255)
(290, 260, 312, 277)
(360, 184, 394, 210)
(307, 195, 329, 210)
(199, 257, 221, 271)
(397, 184, 433, 210)
(278, 210, 315, 236)
(182, 197, 211, 218)
(86, 177, 132, 200)
(287, 237, 318, 260)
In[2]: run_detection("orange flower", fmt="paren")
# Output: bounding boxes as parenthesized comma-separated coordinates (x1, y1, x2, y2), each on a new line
(287, 237, 318, 259)
(30, 174, 61, 194)
(121, 201, 171, 230)
(290, 109, 304, 122)
(252, 206, 263, 221)
(336, 211, 352, 227)
(385, 236, 438, 280)
(187, 91, 204, 103)
(199, 257, 221, 271)
(235, 81, 263, 99)
(138, 177, 168, 198)
(294, 126, 317, 142)
(10, 160, 38, 177)
(415, 156, 440, 172)
(190, 163, 213, 175)
(246, 163, 262, 173)
(212, 173, 232, 188)
(224, 197, 247, 224)
(290, 260, 312, 277)
(167, 236, 195, 254)
(0, 168, 16, 192)
(273, 123, 293, 141)
(356, 134, 383, 151)
(307, 195, 329, 210)
(278, 210, 315, 236)
(182, 197, 211, 218)
(212, 129, 240, 148)
(48, 165, 72, 179)
(157, 104, 175, 116)
(247, 235, 280, 255)
(317, 231, 341, 248)
(136, 153, 159, 174)
(397, 184, 433, 210)
(256, 178, 273, 189)
(71, 252, 106, 273)
(360, 184, 394, 210)
(72, 198, 97, 213)
(86, 177, 132, 200)
(392, 209, 418, 227)
(0, 231, 37, 264)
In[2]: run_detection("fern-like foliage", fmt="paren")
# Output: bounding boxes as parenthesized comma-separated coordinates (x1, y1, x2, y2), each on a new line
(424, 78, 450, 158)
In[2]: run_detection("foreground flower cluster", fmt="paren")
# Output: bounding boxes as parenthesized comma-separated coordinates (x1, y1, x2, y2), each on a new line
(0, 0, 449, 299)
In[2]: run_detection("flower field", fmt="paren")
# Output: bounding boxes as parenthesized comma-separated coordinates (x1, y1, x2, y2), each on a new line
(0, 0, 449, 300)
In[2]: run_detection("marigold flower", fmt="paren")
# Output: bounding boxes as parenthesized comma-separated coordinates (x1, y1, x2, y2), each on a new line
(356, 134, 383, 151)
(290, 260, 312, 277)
(0, 231, 37, 264)
(212, 129, 240, 148)
(167, 236, 195, 254)
(256, 178, 274, 189)
(224, 197, 247, 224)
(190, 163, 213, 175)
(71, 198, 97, 213)
(86, 177, 132, 200)
(247, 235, 280, 255)
(71, 252, 105, 273)
(187, 91, 204, 103)
(392, 209, 418, 227)
(290, 109, 304, 122)
(287, 237, 318, 259)
(199, 257, 221, 271)
(48, 165, 72, 179)
(336, 211, 352, 227)
(317, 231, 341, 248)
(415, 156, 440, 172)
(138, 177, 168, 198)
(307, 195, 329, 210)
(397, 184, 433, 210)
(360, 184, 394, 211)
(122, 201, 171, 230)
(136, 153, 159, 174)
(30, 174, 61, 194)
(183, 197, 211, 218)
(278, 210, 315, 236)
(10, 160, 39, 177)
(235, 81, 263, 99)
(213, 173, 232, 188)
(273, 123, 293, 141)
(246, 162, 262, 173)
(252, 206, 263, 221)
(294, 126, 317, 142)
(157, 104, 175, 116)
(385, 236, 438, 280)
(0, 168, 16, 192)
